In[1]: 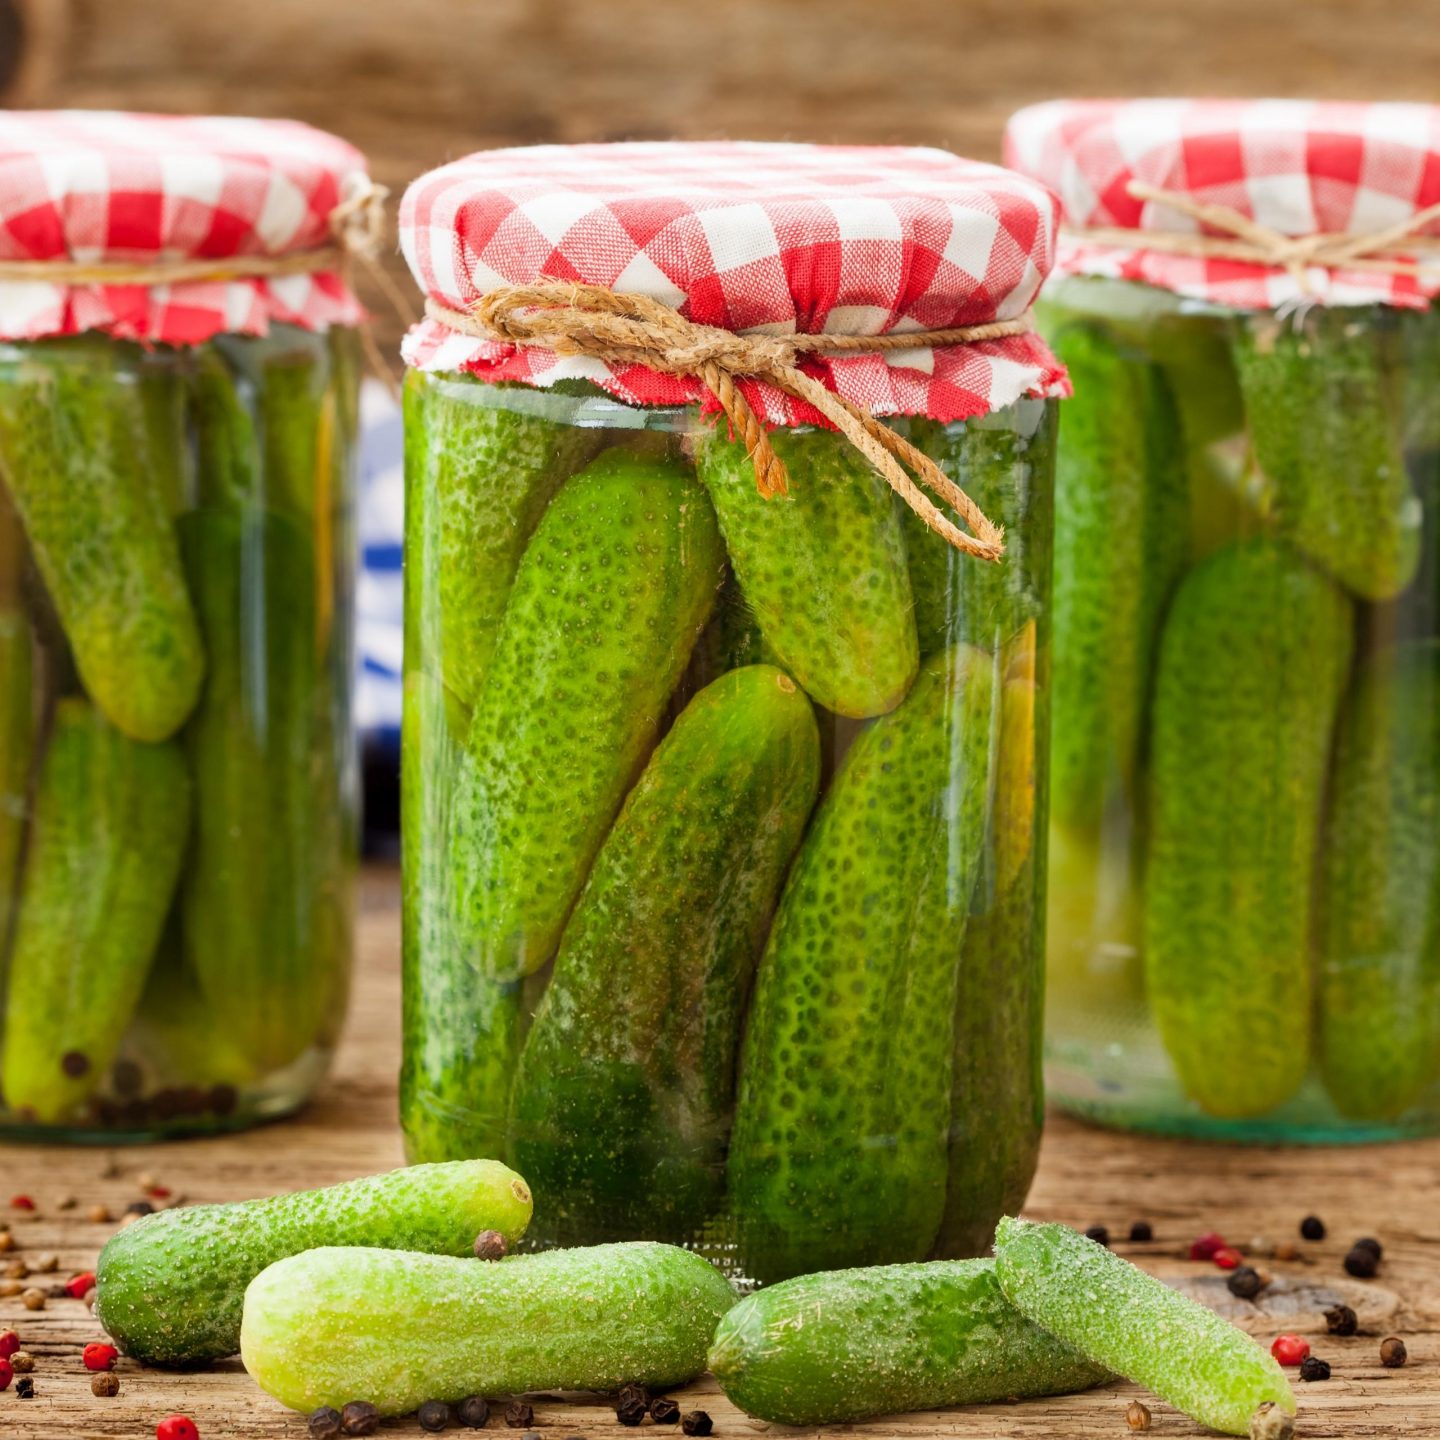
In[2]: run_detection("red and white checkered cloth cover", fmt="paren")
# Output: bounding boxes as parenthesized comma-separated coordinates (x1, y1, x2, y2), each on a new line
(399, 141, 1066, 426)
(1005, 99, 1440, 311)
(0, 111, 369, 343)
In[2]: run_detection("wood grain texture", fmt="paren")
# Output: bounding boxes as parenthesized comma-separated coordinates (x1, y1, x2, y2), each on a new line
(0, 865, 1436, 1438)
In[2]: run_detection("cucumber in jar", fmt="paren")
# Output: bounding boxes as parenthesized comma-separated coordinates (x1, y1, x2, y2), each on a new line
(0, 491, 30, 953)
(509, 664, 820, 1242)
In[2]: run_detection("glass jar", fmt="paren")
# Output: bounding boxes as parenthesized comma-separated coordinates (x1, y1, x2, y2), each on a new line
(400, 372, 1056, 1281)
(0, 324, 359, 1140)
(1040, 274, 1440, 1142)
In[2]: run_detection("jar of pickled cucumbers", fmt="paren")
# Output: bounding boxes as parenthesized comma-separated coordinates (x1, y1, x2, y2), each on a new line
(397, 141, 1065, 1281)
(1006, 98, 1440, 1141)
(0, 113, 366, 1140)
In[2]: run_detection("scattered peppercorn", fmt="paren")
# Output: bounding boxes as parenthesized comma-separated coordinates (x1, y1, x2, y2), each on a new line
(1126, 1399, 1152, 1431)
(83, 1287, 97, 1309)
(1273, 1241, 1299, 1262)
(651, 1397, 682, 1425)
(8, 1351, 31, 1374)
(83, 1342, 119, 1372)
(1344, 1245, 1379, 1278)
(1380, 1336, 1408, 1369)
(157, 1417, 199, 1440)
(307, 1407, 343, 1439)
(1189, 1231, 1226, 1261)
(15, 1376, 33, 1399)
(20, 1288, 44, 1311)
(681, 1413, 713, 1437)
(1128, 1220, 1153, 1243)
(91, 1371, 120, 1397)
(0, 1330, 17, 1359)
(617, 1395, 648, 1427)
(1084, 1225, 1110, 1247)
(456, 1396, 490, 1428)
(418, 1400, 452, 1432)
(57, 1196, 76, 1211)
(1213, 1246, 1245, 1271)
(0, 1283, 19, 1298)
(1354, 1236, 1383, 1260)
(0, 1232, 13, 1253)
(1249, 1400, 1295, 1440)
(1271, 1334, 1311, 1366)
(4, 1260, 27, 1279)
(46, 1283, 68, 1300)
(1325, 1303, 1358, 1336)
(126, 1200, 155, 1217)
(87, 1204, 112, 1224)
(66, 1271, 96, 1299)
(472, 1229, 508, 1261)
(618, 1383, 650, 1408)
(1227, 1265, 1264, 1299)
(32, 1253, 57, 1274)
(341, 1402, 380, 1437)
(9, 1196, 34, 1212)
(138, 1172, 157, 1191)
(0, 1358, 10, 1392)
(1299, 1215, 1325, 1241)
(1299, 1356, 1330, 1382)
(505, 1401, 534, 1428)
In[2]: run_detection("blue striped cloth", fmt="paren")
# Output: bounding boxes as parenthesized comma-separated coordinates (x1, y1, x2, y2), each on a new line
(355, 378, 405, 750)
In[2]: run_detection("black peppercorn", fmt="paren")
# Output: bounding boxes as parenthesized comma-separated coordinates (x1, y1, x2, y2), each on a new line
(473, 1229, 508, 1261)
(505, 1400, 534, 1428)
(456, 1396, 490, 1428)
(618, 1383, 650, 1409)
(61, 1050, 90, 1078)
(341, 1402, 380, 1437)
(1227, 1265, 1264, 1299)
(308, 1407, 343, 1439)
(651, 1397, 682, 1425)
(617, 1395, 648, 1427)
(1345, 1245, 1379, 1278)
(1299, 1355, 1331, 1382)
(1300, 1215, 1325, 1241)
(1083, 1224, 1109, 1247)
(91, 1372, 120, 1397)
(125, 1200, 155, 1217)
(1325, 1303, 1358, 1336)
(419, 1400, 452, 1432)
(681, 1413, 713, 1437)
(1128, 1220, 1153, 1243)
(15, 1376, 33, 1399)
(1380, 1336, 1408, 1368)
(1354, 1236, 1383, 1260)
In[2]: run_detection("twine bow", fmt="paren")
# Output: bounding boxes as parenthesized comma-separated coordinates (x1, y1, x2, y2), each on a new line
(427, 281, 1031, 560)
(1074, 180, 1440, 292)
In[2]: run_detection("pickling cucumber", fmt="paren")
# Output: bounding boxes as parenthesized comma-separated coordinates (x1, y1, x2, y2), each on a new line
(695, 422, 918, 717)
(96, 1160, 533, 1366)
(450, 448, 723, 982)
(1320, 640, 1440, 1120)
(0, 339, 205, 743)
(1, 700, 189, 1122)
(728, 645, 993, 1282)
(710, 1257, 1108, 1424)
(995, 1218, 1295, 1437)
(1233, 307, 1420, 601)
(1048, 321, 1188, 833)
(240, 1242, 734, 1416)
(0, 614, 30, 953)
(510, 664, 820, 1243)
(1145, 539, 1353, 1117)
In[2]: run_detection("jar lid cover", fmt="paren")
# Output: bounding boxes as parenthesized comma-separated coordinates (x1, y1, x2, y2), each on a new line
(1005, 99, 1440, 309)
(399, 141, 1066, 425)
(0, 111, 370, 343)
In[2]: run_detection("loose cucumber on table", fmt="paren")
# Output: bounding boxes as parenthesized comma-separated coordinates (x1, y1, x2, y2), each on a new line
(1320, 639, 1440, 1120)
(710, 1257, 1108, 1425)
(0, 338, 205, 743)
(450, 448, 724, 983)
(97, 1160, 533, 1366)
(240, 1242, 734, 1416)
(694, 422, 918, 717)
(509, 664, 820, 1243)
(1, 699, 189, 1122)
(1145, 538, 1353, 1118)
(728, 644, 994, 1282)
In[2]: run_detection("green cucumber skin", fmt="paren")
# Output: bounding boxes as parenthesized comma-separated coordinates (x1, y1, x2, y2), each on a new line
(451, 448, 724, 982)
(710, 1257, 1108, 1425)
(178, 508, 353, 1075)
(0, 612, 32, 951)
(695, 423, 918, 718)
(1, 700, 189, 1122)
(1320, 641, 1440, 1119)
(97, 1160, 533, 1366)
(239, 1241, 735, 1415)
(405, 372, 600, 710)
(995, 1218, 1295, 1437)
(728, 646, 994, 1283)
(1048, 322, 1189, 833)
(1233, 308, 1420, 601)
(510, 664, 820, 1243)
(905, 405, 1057, 657)
(0, 340, 205, 743)
(1145, 539, 1353, 1118)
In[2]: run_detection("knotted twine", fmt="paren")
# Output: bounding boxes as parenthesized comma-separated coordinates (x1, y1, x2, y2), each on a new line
(426, 281, 1032, 561)
(1073, 180, 1440, 293)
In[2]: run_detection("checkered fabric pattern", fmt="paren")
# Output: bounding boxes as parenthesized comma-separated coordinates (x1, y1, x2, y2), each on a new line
(1005, 99, 1440, 310)
(0, 111, 369, 342)
(399, 141, 1066, 425)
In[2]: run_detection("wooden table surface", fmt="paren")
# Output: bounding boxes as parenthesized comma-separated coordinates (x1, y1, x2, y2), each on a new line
(1, 865, 1437, 1439)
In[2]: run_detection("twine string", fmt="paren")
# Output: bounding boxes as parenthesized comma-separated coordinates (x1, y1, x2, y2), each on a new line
(431, 281, 1023, 559)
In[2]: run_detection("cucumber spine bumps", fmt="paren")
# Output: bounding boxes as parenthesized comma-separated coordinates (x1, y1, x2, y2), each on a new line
(509, 664, 820, 1243)
(240, 1242, 734, 1415)
(1145, 539, 1353, 1117)
(449, 447, 723, 982)
(97, 1160, 533, 1366)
